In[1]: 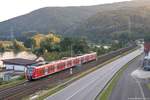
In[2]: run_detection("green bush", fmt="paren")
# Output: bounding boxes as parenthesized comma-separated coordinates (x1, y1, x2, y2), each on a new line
(17, 75, 25, 80)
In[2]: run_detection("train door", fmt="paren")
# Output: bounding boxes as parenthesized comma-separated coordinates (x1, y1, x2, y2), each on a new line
(45, 67, 48, 75)
(81, 56, 84, 64)
(68, 59, 73, 68)
(26, 67, 33, 81)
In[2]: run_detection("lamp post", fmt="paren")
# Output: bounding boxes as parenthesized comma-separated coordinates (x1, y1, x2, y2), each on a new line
(70, 44, 73, 75)
(70, 44, 73, 57)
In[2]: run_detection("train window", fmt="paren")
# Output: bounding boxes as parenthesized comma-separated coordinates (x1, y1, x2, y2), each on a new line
(73, 59, 77, 63)
(68, 60, 72, 65)
(74, 58, 79, 64)
(40, 68, 44, 74)
(49, 66, 55, 72)
(58, 62, 65, 69)
(66, 60, 72, 67)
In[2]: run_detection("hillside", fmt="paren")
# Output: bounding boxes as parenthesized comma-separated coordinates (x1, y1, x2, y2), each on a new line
(0, 0, 150, 41)
(0, 7, 96, 39)
(69, 6, 150, 42)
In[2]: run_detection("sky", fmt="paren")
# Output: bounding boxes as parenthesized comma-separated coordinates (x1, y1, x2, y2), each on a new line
(0, 0, 131, 22)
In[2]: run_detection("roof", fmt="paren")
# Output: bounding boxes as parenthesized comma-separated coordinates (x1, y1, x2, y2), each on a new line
(2, 58, 38, 66)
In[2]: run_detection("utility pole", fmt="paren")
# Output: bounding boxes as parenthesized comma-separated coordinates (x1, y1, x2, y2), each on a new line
(10, 27, 14, 41)
(70, 44, 73, 75)
(70, 68, 73, 75)
(70, 44, 73, 57)
(128, 16, 131, 33)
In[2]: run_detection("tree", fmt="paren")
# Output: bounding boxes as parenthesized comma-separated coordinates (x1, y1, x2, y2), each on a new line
(33, 48, 44, 56)
(0, 43, 4, 52)
(97, 46, 106, 55)
(12, 40, 26, 51)
(60, 37, 73, 51)
(24, 38, 36, 49)
(73, 38, 89, 54)
(40, 37, 61, 52)
(40, 37, 52, 52)
(110, 42, 123, 51)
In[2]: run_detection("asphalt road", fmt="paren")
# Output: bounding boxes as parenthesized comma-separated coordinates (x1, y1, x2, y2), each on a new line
(46, 48, 142, 100)
(109, 54, 150, 100)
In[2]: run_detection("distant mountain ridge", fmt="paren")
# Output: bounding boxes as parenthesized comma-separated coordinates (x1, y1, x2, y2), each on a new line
(0, 0, 150, 41)
(68, 6, 150, 41)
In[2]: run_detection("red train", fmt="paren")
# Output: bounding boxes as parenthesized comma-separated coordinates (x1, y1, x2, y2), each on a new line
(25, 52, 97, 81)
(144, 42, 150, 56)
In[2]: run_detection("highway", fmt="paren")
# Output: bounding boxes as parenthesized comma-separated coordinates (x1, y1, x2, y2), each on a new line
(109, 54, 150, 100)
(46, 48, 143, 100)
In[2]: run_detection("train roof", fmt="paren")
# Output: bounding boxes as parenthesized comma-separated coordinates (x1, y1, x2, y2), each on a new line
(34, 52, 97, 68)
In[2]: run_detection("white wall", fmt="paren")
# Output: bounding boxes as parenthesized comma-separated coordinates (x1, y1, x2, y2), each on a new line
(5, 64, 26, 71)
(0, 61, 4, 68)
(5, 64, 13, 70)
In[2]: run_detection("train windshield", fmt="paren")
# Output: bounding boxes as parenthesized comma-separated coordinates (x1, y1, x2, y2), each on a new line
(26, 66, 34, 76)
(143, 59, 150, 68)
(26, 66, 34, 80)
(27, 67, 33, 74)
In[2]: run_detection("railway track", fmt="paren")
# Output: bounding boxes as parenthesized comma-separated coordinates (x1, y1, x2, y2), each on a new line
(0, 45, 137, 100)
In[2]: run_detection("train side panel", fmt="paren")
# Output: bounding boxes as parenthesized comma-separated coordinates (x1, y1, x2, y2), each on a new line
(34, 67, 45, 79)
(66, 59, 73, 68)
(73, 57, 81, 65)
(28, 52, 97, 80)
(56, 61, 66, 71)
(47, 64, 55, 74)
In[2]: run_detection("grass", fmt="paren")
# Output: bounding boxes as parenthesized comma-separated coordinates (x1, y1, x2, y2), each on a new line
(25, 47, 139, 100)
(0, 76, 26, 89)
(147, 83, 150, 90)
(97, 55, 140, 100)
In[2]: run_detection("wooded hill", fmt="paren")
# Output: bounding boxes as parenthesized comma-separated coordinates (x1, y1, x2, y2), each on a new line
(0, 0, 150, 42)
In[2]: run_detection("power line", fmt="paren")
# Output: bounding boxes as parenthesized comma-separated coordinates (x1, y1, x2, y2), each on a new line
(128, 16, 131, 33)
(10, 27, 14, 40)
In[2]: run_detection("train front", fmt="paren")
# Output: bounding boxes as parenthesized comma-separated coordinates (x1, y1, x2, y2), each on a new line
(143, 42, 150, 70)
(25, 66, 35, 81)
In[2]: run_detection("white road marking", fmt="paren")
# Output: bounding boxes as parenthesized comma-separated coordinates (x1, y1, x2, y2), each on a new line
(65, 65, 116, 100)
(65, 57, 133, 100)
(132, 76, 146, 100)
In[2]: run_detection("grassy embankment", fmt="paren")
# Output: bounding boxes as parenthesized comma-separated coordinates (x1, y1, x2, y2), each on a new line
(147, 83, 150, 90)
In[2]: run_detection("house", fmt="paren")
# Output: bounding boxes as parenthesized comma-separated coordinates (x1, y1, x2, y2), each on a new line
(2, 58, 39, 71)
(0, 60, 3, 68)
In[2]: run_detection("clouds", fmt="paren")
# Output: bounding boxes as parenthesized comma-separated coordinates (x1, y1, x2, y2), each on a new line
(0, 0, 131, 22)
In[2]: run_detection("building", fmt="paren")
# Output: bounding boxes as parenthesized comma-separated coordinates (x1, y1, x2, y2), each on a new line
(0, 60, 4, 68)
(2, 58, 39, 71)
